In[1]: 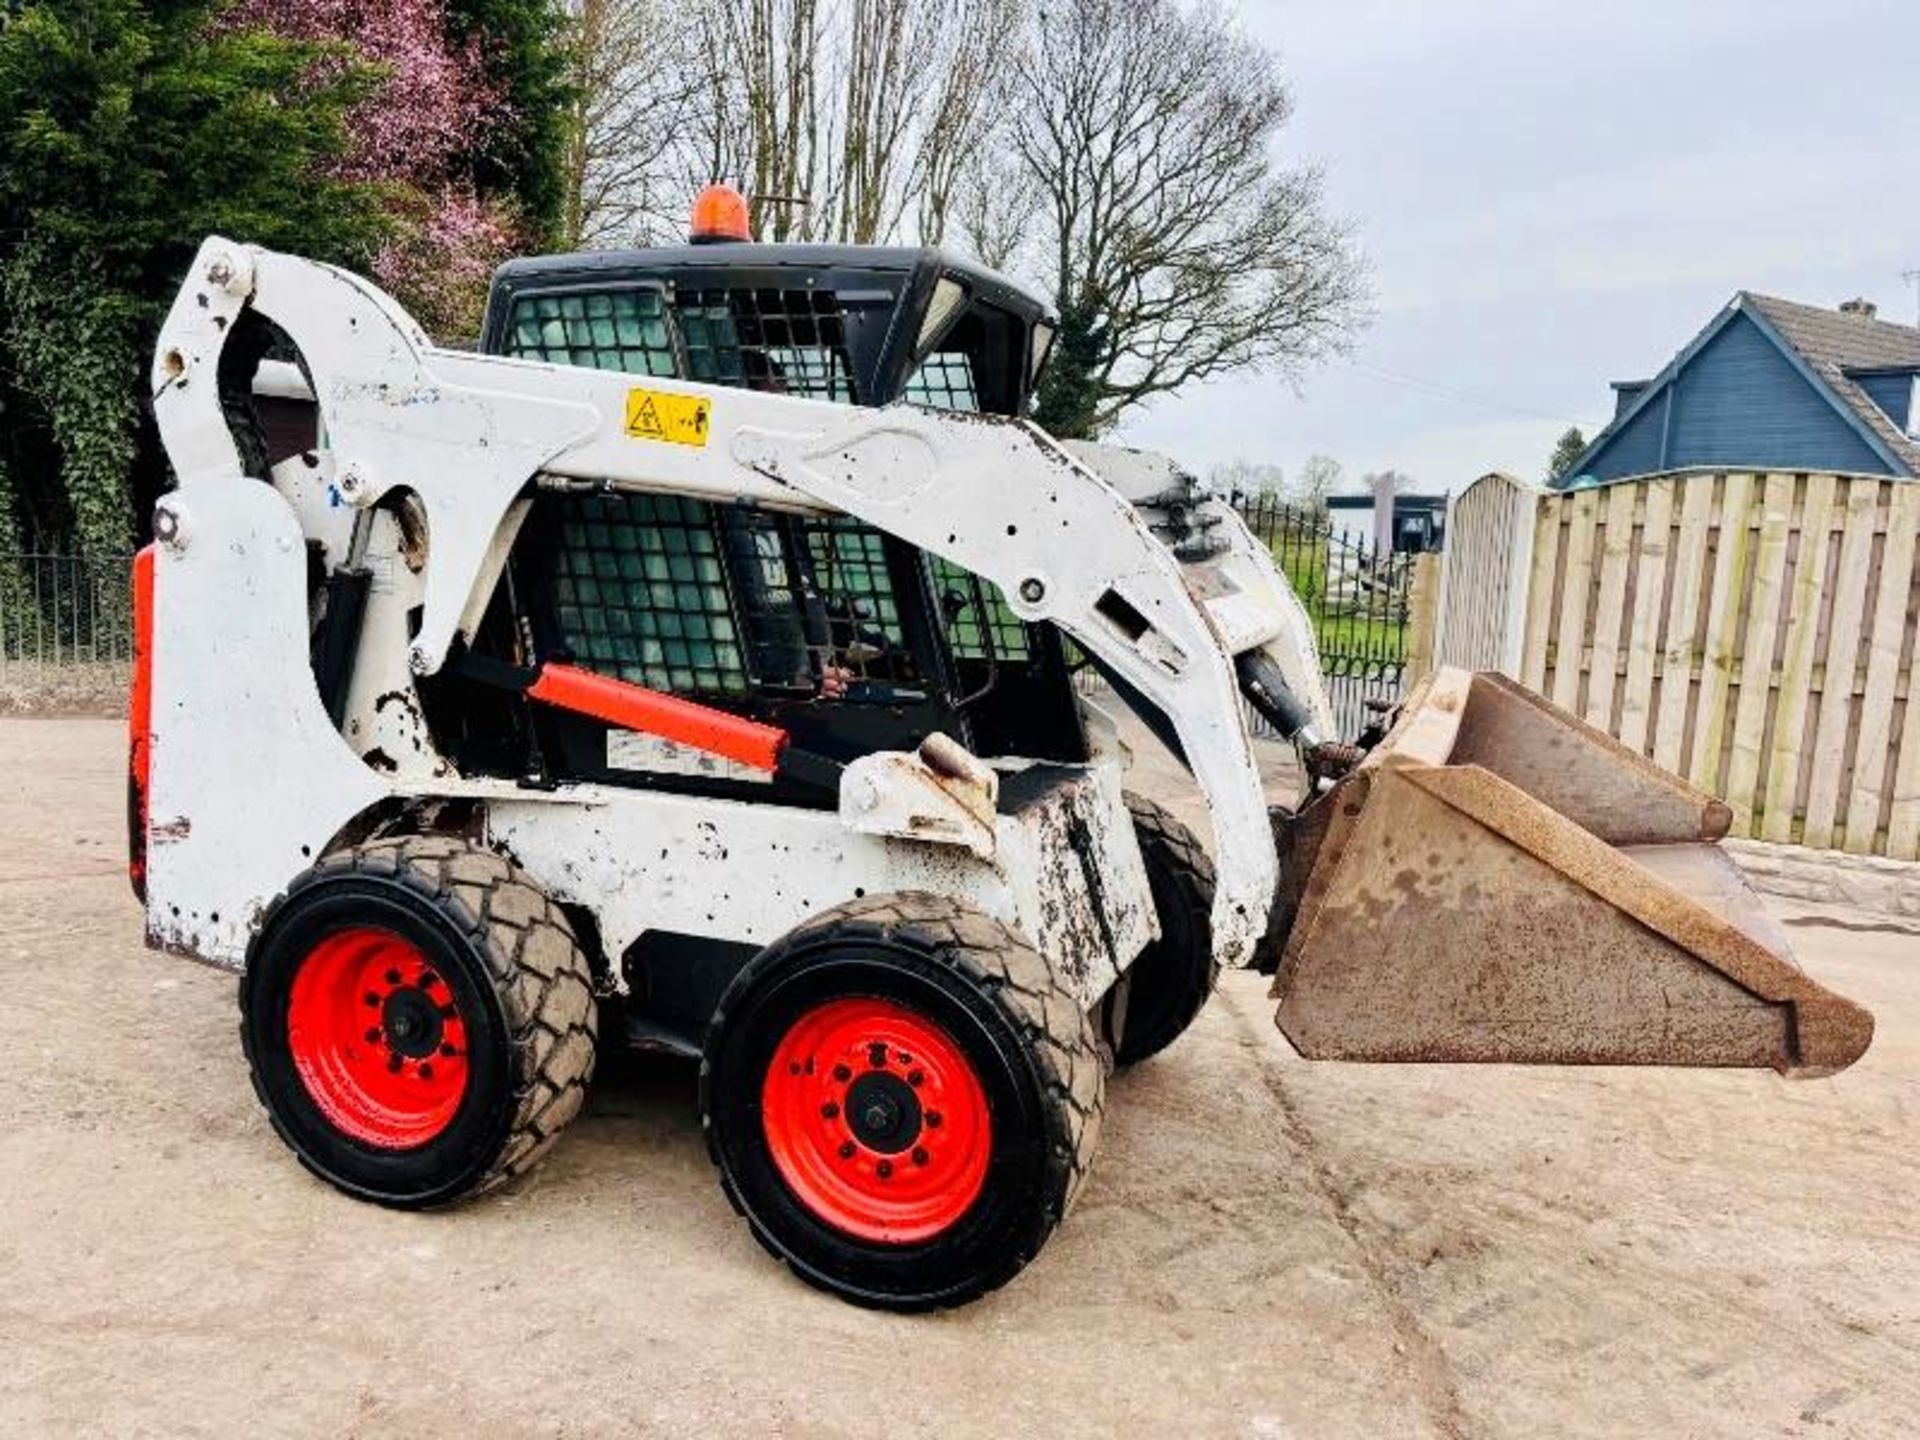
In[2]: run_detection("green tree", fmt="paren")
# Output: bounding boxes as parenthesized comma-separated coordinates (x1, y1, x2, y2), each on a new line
(0, 0, 388, 554)
(1031, 302, 1105, 438)
(447, 0, 574, 247)
(1547, 425, 1588, 484)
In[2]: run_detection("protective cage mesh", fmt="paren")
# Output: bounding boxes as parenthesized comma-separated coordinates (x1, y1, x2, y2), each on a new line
(503, 289, 679, 377)
(929, 557, 1029, 661)
(903, 351, 979, 411)
(513, 281, 1029, 697)
(675, 287, 854, 401)
(551, 495, 748, 696)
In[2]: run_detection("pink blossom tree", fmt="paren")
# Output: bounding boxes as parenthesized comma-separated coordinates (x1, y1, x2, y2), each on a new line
(221, 0, 526, 337)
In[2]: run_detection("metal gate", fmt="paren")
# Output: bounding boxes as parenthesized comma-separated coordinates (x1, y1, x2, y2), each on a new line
(1234, 498, 1411, 740)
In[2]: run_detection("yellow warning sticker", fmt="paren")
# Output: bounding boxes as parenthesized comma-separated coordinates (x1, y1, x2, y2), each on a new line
(624, 388, 711, 447)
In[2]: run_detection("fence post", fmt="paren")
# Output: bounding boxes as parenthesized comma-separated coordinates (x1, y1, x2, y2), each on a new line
(1405, 552, 1441, 684)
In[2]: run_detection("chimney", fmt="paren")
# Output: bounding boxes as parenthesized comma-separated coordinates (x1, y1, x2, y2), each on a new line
(1838, 297, 1878, 321)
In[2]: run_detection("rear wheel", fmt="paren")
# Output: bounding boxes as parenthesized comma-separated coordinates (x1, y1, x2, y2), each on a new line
(1098, 795, 1218, 1067)
(703, 893, 1103, 1311)
(241, 834, 597, 1208)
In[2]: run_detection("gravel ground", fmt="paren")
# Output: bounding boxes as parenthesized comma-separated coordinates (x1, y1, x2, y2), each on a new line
(0, 663, 128, 717)
(2, 716, 1916, 1438)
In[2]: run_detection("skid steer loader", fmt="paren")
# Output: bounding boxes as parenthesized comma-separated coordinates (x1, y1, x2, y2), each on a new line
(132, 189, 1872, 1310)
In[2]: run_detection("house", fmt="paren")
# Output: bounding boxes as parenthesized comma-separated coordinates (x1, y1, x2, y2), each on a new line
(1327, 492, 1449, 554)
(1559, 294, 1920, 487)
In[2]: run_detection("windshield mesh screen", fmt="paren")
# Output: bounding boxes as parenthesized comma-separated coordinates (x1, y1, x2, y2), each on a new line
(551, 495, 748, 696)
(503, 289, 678, 376)
(929, 557, 1029, 660)
(675, 287, 854, 401)
(904, 351, 979, 411)
(506, 281, 1017, 702)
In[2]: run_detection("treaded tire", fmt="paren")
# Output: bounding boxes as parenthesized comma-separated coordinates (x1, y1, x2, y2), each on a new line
(240, 834, 597, 1208)
(702, 892, 1104, 1311)
(1099, 794, 1218, 1067)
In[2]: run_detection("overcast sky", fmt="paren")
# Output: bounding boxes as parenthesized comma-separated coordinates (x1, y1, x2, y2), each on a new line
(1116, 0, 1920, 495)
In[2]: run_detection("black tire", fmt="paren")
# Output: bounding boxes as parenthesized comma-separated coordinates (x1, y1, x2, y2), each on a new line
(702, 892, 1104, 1311)
(1098, 795, 1218, 1067)
(240, 834, 598, 1208)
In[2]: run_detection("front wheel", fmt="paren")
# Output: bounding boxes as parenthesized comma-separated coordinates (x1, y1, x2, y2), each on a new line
(702, 893, 1104, 1311)
(240, 835, 598, 1208)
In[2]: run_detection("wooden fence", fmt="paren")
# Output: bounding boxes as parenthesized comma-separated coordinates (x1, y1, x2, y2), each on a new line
(1437, 470, 1920, 860)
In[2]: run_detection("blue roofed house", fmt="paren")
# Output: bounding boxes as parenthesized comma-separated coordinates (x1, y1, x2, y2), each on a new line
(1558, 294, 1920, 487)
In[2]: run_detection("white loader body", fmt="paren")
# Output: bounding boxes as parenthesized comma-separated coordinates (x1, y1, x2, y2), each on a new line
(140, 237, 1329, 997)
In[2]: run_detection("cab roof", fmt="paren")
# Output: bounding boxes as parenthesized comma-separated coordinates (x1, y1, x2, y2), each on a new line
(490, 243, 1053, 327)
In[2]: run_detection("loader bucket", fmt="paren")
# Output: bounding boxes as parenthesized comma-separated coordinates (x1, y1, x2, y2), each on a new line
(1271, 668, 1873, 1076)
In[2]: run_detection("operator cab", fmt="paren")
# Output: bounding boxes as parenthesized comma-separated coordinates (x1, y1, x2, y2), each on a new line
(443, 188, 1085, 806)
(485, 243, 1055, 418)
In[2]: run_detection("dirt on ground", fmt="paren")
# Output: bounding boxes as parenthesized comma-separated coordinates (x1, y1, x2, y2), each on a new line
(2, 716, 1916, 1438)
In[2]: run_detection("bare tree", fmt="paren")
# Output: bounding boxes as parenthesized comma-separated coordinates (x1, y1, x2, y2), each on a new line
(832, 0, 928, 242)
(1207, 457, 1285, 503)
(655, 0, 1016, 246)
(676, 0, 829, 241)
(1002, 0, 1368, 437)
(954, 159, 1039, 271)
(907, 0, 1021, 246)
(1293, 453, 1342, 515)
(559, 0, 709, 248)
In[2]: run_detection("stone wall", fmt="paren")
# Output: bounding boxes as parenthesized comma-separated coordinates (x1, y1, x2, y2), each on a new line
(1727, 838, 1920, 926)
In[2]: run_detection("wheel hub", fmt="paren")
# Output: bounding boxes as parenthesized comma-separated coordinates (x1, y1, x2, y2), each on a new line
(845, 1071, 921, 1154)
(760, 996, 992, 1244)
(380, 987, 444, 1058)
(286, 927, 469, 1150)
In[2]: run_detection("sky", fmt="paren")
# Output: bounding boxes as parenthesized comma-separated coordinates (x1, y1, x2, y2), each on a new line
(1116, 0, 1920, 496)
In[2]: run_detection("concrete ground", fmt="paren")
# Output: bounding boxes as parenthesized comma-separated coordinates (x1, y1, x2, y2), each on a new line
(2, 716, 1916, 1438)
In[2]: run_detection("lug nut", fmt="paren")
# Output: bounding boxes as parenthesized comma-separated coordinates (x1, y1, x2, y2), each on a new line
(912, 1147, 929, 1167)
(365, 1027, 380, 1044)
(838, 1141, 855, 1159)
(908, 1070, 924, 1087)
(876, 1160, 893, 1179)
(821, 1101, 840, 1119)
(387, 1055, 403, 1073)
(832, 1063, 852, 1082)
(364, 992, 381, 1007)
(867, 1043, 888, 1068)
(385, 969, 401, 985)
(419, 1064, 433, 1081)
(926, 1111, 942, 1128)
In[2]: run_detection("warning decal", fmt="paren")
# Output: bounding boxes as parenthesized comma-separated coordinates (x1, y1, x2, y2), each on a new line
(624, 387, 711, 447)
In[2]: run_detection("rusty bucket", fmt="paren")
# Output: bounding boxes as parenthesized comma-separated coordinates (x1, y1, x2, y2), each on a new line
(1271, 668, 1873, 1077)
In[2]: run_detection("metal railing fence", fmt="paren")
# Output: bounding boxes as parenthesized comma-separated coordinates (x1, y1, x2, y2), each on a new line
(0, 552, 135, 671)
(6, 497, 1414, 738)
(1233, 498, 1412, 739)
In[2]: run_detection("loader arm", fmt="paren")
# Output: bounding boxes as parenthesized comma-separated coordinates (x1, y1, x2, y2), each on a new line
(150, 238, 1281, 966)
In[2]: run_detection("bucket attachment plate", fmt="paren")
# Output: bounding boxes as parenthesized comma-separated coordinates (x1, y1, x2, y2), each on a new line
(1271, 669, 1872, 1077)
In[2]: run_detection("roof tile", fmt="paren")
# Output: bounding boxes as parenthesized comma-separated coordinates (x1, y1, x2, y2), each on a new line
(1741, 293, 1920, 474)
